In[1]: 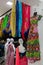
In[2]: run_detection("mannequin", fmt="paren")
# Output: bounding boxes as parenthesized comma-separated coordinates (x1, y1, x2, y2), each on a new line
(5, 38, 11, 59)
(19, 38, 26, 57)
(5, 38, 15, 65)
(5, 38, 15, 59)
(18, 38, 28, 65)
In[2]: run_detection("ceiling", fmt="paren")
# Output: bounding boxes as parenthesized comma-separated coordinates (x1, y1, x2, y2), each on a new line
(0, 0, 42, 17)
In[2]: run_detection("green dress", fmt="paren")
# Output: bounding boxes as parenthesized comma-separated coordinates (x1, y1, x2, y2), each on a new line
(26, 19, 40, 63)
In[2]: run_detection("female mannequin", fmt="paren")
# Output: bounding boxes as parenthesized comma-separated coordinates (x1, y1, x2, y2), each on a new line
(19, 38, 26, 57)
(5, 38, 15, 65)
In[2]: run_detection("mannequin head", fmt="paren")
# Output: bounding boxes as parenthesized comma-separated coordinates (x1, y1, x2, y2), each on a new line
(18, 38, 23, 44)
(10, 38, 14, 43)
(7, 38, 10, 43)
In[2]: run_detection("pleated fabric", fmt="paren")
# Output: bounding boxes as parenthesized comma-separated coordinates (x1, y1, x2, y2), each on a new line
(2, 15, 8, 30)
(10, 0, 16, 37)
(21, 3, 30, 40)
(16, 0, 22, 37)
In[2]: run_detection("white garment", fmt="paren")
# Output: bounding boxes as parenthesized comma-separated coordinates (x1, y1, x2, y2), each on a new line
(5, 38, 10, 59)
(19, 44, 26, 53)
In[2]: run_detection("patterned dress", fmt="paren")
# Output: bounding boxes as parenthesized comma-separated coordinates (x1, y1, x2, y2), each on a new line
(26, 17, 40, 63)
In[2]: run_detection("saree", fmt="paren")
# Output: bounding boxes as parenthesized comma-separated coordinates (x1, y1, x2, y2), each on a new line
(26, 17, 40, 63)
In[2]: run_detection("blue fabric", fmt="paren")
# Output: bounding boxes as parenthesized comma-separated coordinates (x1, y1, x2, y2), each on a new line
(16, 0, 22, 37)
(2, 29, 11, 38)
(3, 30, 11, 34)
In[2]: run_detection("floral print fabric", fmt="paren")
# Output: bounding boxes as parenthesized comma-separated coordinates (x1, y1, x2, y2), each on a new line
(26, 17, 40, 63)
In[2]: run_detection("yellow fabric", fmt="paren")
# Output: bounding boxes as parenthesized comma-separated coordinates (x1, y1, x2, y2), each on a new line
(10, 0, 16, 37)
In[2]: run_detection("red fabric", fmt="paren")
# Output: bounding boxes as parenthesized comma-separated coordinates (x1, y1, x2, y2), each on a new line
(20, 56, 28, 65)
(16, 47, 20, 65)
(22, 3, 30, 40)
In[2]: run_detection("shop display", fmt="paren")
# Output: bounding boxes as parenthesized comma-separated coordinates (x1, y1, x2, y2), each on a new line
(16, 0, 22, 37)
(0, 0, 41, 64)
(26, 13, 40, 62)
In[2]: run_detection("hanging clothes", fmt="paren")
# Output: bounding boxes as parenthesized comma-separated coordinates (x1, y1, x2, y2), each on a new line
(21, 3, 30, 40)
(10, 0, 16, 37)
(26, 17, 40, 63)
(2, 15, 9, 30)
(16, 0, 22, 37)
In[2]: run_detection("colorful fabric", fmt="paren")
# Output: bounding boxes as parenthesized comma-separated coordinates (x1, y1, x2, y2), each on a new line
(21, 3, 30, 40)
(10, 0, 16, 37)
(26, 18, 40, 63)
(16, 0, 22, 37)
(2, 15, 9, 30)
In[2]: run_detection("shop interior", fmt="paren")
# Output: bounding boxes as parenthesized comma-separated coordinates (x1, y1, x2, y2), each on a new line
(0, 0, 43, 65)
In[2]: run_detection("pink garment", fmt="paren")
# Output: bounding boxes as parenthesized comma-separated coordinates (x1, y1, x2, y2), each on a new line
(16, 47, 20, 65)
(6, 44, 14, 65)
(33, 27, 38, 33)
(33, 24, 38, 33)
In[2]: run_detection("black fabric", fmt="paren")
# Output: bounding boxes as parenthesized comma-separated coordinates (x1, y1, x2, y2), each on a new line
(19, 52, 26, 58)
(0, 44, 4, 57)
(14, 42, 20, 48)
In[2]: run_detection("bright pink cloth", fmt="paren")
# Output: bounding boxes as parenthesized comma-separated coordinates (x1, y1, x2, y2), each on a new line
(20, 56, 28, 65)
(21, 3, 30, 40)
(6, 44, 14, 65)
(16, 47, 20, 65)
(16, 48, 28, 65)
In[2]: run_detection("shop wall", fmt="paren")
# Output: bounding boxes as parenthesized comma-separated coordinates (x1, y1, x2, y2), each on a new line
(31, 2, 43, 16)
